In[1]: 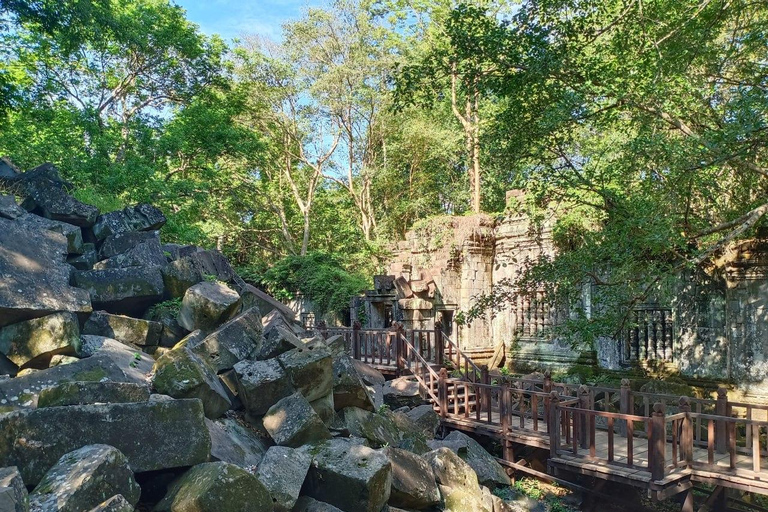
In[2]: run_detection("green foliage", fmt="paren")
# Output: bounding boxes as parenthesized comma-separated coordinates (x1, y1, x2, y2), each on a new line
(145, 298, 182, 320)
(259, 252, 369, 318)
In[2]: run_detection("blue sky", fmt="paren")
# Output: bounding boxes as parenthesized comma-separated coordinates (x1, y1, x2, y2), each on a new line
(173, 0, 326, 41)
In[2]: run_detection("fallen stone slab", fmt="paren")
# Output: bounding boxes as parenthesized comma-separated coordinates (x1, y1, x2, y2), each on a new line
(0, 466, 27, 512)
(310, 392, 336, 425)
(93, 236, 166, 270)
(87, 494, 134, 512)
(383, 376, 425, 409)
(244, 285, 296, 320)
(20, 179, 99, 227)
(29, 444, 140, 512)
(292, 497, 344, 512)
(161, 243, 202, 261)
(277, 341, 333, 402)
(0, 216, 92, 327)
(424, 447, 479, 492)
(92, 203, 166, 241)
(442, 430, 511, 488)
(255, 323, 300, 360)
(256, 446, 312, 512)
(154, 461, 271, 512)
(0, 399, 210, 485)
(161, 249, 235, 298)
(304, 438, 392, 512)
(0, 194, 25, 219)
(67, 243, 98, 270)
(206, 417, 267, 469)
(440, 484, 491, 512)
(333, 354, 375, 411)
(178, 281, 241, 332)
(405, 405, 440, 439)
(187, 307, 261, 372)
(83, 311, 161, 347)
(37, 381, 150, 408)
(234, 358, 294, 416)
(341, 407, 402, 448)
(385, 447, 440, 510)
(0, 311, 80, 368)
(263, 392, 331, 447)
(100, 230, 160, 259)
(73, 266, 164, 315)
(15, 212, 84, 255)
(352, 359, 385, 387)
(151, 347, 231, 419)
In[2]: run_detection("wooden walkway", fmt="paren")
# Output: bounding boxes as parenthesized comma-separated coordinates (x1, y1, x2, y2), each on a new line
(321, 323, 768, 509)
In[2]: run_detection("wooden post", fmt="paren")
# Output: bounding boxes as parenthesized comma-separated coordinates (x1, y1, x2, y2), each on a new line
(679, 396, 693, 467)
(438, 368, 448, 419)
(620, 378, 631, 437)
(352, 321, 361, 360)
(501, 381, 511, 433)
(650, 402, 666, 481)
(578, 385, 590, 449)
(434, 320, 444, 366)
(543, 370, 552, 394)
(480, 365, 490, 415)
(316, 320, 328, 340)
(715, 386, 728, 454)
(549, 391, 560, 459)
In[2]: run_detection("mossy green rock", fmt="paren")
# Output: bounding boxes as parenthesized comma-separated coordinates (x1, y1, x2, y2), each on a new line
(29, 444, 140, 512)
(263, 392, 331, 447)
(234, 358, 294, 416)
(187, 307, 261, 372)
(83, 310, 161, 347)
(38, 381, 150, 408)
(303, 438, 392, 512)
(72, 266, 165, 315)
(442, 431, 510, 488)
(384, 447, 440, 509)
(177, 282, 240, 333)
(87, 494, 134, 512)
(341, 407, 403, 448)
(0, 399, 211, 485)
(151, 347, 231, 419)
(0, 312, 80, 368)
(423, 447, 479, 491)
(256, 446, 311, 512)
(440, 485, 491, 512)
(154, 461, 271, 512)
(277, 341, 333, 402)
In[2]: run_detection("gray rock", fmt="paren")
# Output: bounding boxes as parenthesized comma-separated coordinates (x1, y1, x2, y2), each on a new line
(73, 266, 164, 315)
(292, 497, 344, 512)
(187, 307, 261, 372)
(0, 338, 153, 409)
(19, 179, 99, 227)
(405, 405, 440, 439)
(255, 323, 300, 360)
(385, 447, 440, 510)
(177, 281, 241, 332)
(161, 250, 235, 299)
(234, 358, 294, 416)
(206, 417, 267, 468)
(263, 392, 331, 447)
(67, 244, 99, 270)
(0, 399, 210, 485)
(92, 204, 166, 241)
(15, 212, 84, 254)
(0, 194, 25, 219)
(0, 312, 80, 368)
(383, 376, 425, 409)
(94, 236, 166, 270)
(0, 216, 91, 328)
(154, 461, 271, 512)
(161, 243, 202, 261)
(310, 392, 336, 425)
(37, 381, 150, 408)
(442, 431, 511, 488)
(151, 347, 231, 419)
(341, 407, 402, 448)
(333, 354, 375, 411)
(29, 444, 140, 512)
(0, 466, 27, 512)
(352, 359, 385, 387)
(84, 311, 162, 347)
(243, 285, 297, 321)
(277, 341, 333, 402)
(48, 354, 79, 367)
(256, 446, 311, 512)
(304, 438, 392, 512)
(423, 447, 479, 491)
(100, 230, 160, 259)
(87, 494, 134, 512)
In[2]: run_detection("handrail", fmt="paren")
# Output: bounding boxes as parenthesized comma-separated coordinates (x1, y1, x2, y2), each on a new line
(399, 333, 440, 404)
(442, 332, 483, 382)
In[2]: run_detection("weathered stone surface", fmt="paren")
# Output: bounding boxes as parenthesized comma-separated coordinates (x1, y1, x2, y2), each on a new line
(310, 392, 336, 425)
(234, 358, 293, 416)
(255, 323, 299, 361)
(292, 497, 344, 512)
(94, 236, 166, 270)
(92, 203, 166, 241)
(187, 307, 261, 372)
(352, 359, 385, 387)
(0, 312, 80, 368)
(440, 484, 491, 512)
(0, 399, 210, 485)
(84, 310, 162, 347)
(304, 438, 392, 512)
(385, 447, 440, 510)
(15, 212, 84, 255)
(29, 444, 140, 512)
(20, 179, 99, 227)
(161, 243, 202, 262)
(48, 354, 79, 366)
(67, 243, 98, 270)
(263, 392, 331, 447)
(151, 347, 231, 419)
(243, 285, 296, 321)
(73, 266, 164, 314)
(87, 494, 134, 512)
(333, 354, 375, 411)
(0, 194, 25, 219)
(442, 431, 510, 488)
(0, 466, 27, 512)
(205, 417, 267, 469)
(38, 381, 150, 408)
(178, 282, 241, 332)
(154, 461, 271, 512)
(161, 250, 235, 299)
(405, 405, 440, 439)
(383, 376, 425, 409)
(100, 230, 160, 259)
(424, 447, 479, 492)
(277, 341, 333, 402)
(0, 216, 91, 327)
(0, 338, 153, 409)
(341, 407, 402, 448)
(256, 446, 311, 512)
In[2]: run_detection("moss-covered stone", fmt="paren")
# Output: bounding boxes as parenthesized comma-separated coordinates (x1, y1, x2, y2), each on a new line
(256, 446, 311, 512)
(385, 447, 440, 509)
(233, 358, 294, 416)
(37, 381, 150, 408)
(277, 341, 333, 402)
(187, 307, 261, 372)
(0, 312, 80, 368)
(83, 310, 161, 347)
(263, 392, 331, 447)
(177, 282, 240, 333)
(341, 407, 402, 448)
(87, 494, 134, 512)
